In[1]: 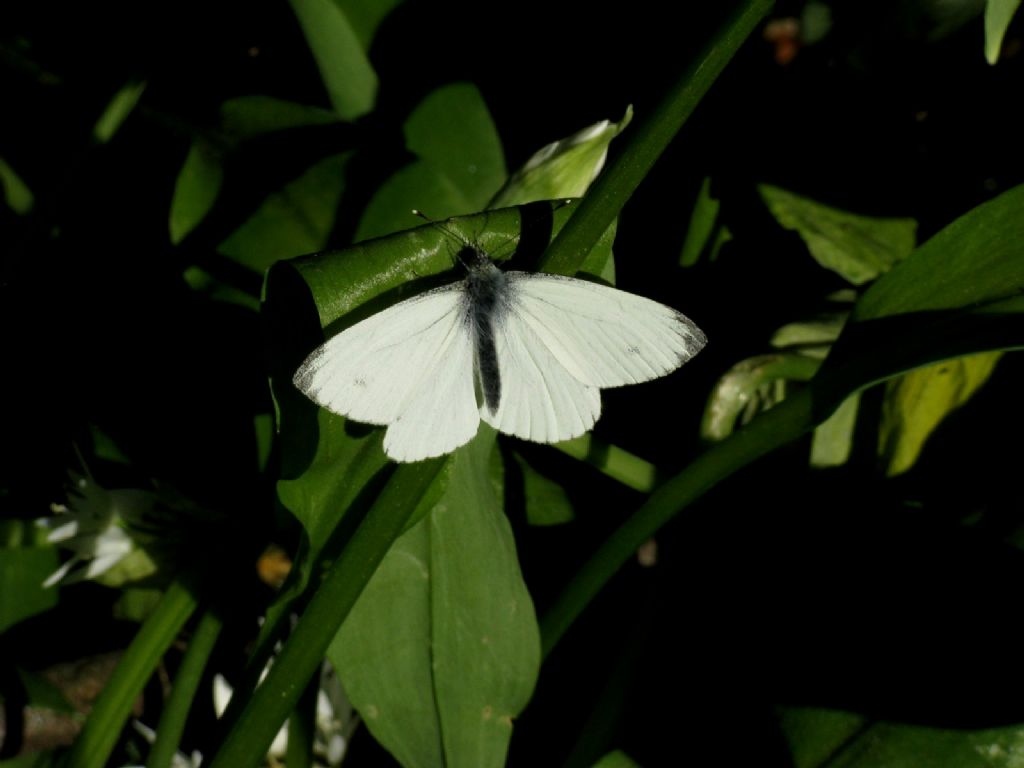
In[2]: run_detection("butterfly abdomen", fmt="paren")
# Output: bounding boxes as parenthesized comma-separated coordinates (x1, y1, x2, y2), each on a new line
(464, 261, 506, 415)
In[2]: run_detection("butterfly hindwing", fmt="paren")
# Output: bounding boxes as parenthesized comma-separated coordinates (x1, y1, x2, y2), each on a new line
(481, 296, 601, 444)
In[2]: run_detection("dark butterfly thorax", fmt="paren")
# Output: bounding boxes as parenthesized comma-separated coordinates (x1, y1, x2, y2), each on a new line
(459, 245, 507, 416)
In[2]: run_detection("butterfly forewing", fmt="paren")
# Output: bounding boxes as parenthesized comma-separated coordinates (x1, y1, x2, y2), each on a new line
(294, 285, 482, 460)
(505, 273, 707, 389)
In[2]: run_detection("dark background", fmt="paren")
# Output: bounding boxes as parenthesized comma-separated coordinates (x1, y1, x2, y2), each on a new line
(2, 0, 1023, 765)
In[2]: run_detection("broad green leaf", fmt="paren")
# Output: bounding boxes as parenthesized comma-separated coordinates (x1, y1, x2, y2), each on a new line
(0, 547, 59, 633)
(759, 184, 917, 285)
(879, 351, 1002, 476)
(92, 80, 146, 144)
(0, 156, 34, 214)
(405, 83, 506, 207)
(679, 176, 721, 267)
(355, 161, 475, 242)
(327, 432, 540, 768)
(777, 707, 866, 768)
(356, 84, 506, 241)
(169, 141, 224, 245)
(591, 751, 642, 768)
(288, 0, 378, 120)
(220, 95, 341, 141)
(809, 392, 860, 467)
(219, 152, 351, 273)
(489, 107, 632, 208)
(985, 0, 1022, 63)
(813, 183, 1024, 416)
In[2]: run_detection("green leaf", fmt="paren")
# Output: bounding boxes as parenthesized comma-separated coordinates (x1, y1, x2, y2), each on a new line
(679, 176, 721, 267)
(92, 79, 146, 144)
(759, 184, 917, 285)
(809, 392, 860, 468)
(218, 152, 351, 273)
(0, 156, 34, 214)
(220, 95, 341, 140)
(591, 751, 642, 768)
(814, 183, 1024, 414)
(288, 0, 378, 120)
(182, 265, 260, 310)
(356, 84, 506, 241)
(985, 0, 1022, 64)
(512, 450, 575, 526)
(169, 141, 224, 245)
(405, 83, 506, 207)
(777, 707, 867, 768)
(701, 354, 821, 441)
(489, 107, 632, 208)
(336, 0, 404, 50)
(0, 547, 59, 633)
(878, 351, 1002, 476)
(785, 714, 1024, 768)
(328, 432, 540, 768)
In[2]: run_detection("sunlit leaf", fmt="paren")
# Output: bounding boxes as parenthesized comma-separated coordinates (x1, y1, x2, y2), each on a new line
(809, 392, 860, 468)
(878, 351, 1002, 476)
(489, 107, 632, 208)
(219, 152, 351, 273)
(759, 184, 917, 285)
(985, 0, 1022, 64)
(288, 0, 378, 120)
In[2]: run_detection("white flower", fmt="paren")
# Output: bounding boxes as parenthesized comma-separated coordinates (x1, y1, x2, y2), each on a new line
(39, 473, 162, 588)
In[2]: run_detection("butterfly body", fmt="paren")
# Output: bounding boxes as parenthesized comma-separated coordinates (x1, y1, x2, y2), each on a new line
(294, 248, 707, 463)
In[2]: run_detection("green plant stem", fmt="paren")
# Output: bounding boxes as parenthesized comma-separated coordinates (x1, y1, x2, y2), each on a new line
(286, 672, 319, 768)
(65, 571, 201, 768)
(540, 391, 812, 658)
(540, 0, 774, 276)
(207, 460, 444, 768)
(147, 604, 224, 768)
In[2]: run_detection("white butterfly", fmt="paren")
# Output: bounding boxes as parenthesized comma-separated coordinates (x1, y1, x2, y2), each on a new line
(293, 233, 707, 463)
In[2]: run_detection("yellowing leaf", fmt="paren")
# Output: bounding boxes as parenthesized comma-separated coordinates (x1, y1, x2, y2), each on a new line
(879, 351, 1003, 476)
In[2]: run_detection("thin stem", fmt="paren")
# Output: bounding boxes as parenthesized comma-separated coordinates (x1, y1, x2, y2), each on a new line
(207, 460, 444, 768)
(147, 605, 224, 768)
(540, 391, 812, 658)
(65, 571, 201, 768)
(540, 0, 774, 276)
